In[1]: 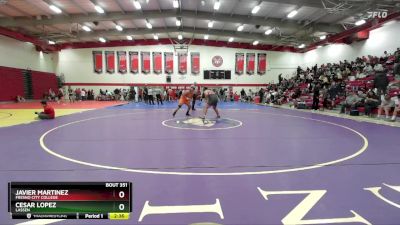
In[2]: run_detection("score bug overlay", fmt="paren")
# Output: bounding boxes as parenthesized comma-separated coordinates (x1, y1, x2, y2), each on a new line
(8, 182, 132, 220)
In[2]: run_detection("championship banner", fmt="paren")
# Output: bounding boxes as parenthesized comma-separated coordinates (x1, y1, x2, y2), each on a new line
(105, 51, 115, 74)
(129, 51, 139, 74)
(246, 53, 255, 75)
(235, 53, 244, 75)
(92, 51, 103, 74)
(153, 52, 162, 74)
(117, 51, 127, 74)
(141, 52, 150, 74)
(191, 52, 200, 75)
(164, 52, 173, 74)
(257, 53, 267, 75)
(178, 52, 187, 75)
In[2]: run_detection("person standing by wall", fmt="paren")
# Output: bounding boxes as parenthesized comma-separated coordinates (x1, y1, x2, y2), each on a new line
(155, 87, 163, 105)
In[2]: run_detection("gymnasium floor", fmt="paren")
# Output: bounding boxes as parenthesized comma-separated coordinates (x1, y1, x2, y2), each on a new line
(0, 101, 399, 225)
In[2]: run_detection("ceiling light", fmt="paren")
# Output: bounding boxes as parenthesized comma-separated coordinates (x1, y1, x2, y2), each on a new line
(252, 40, 259, 45)
(48, 40, 55, 45)
(116, 25, 123, 31)
(176, 18, 181, 26)
(49, 5, 62, 14)
(237, 25, 244, 31)
(213, 0, 220, 10)
(133, 0, 141, 9)
(153, 34, 158, 40)
(228, 37, 234, 42)
(178, 34, 183, 40)
(208, 21, 214, 28)
(317, 45, 322, 48)
(173, 0, 179, 8)
(146, 21, 152, 29)
(287, 10, 298, 18)
(82, 25, 91, 32)
(355, 19, 366, 26)
(204, 34, 209, 40)
(265, 29, 272, 35)
(127, 36, 133, 40)
(94, 5, 104, 14)
(298, 44, 305, 48)
(320, 35, 326, 40)
(251, 5, 260, 14)
(99, 37, 106, 43)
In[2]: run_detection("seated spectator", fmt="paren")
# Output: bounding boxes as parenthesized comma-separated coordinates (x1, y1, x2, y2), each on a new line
(16, 95, 25, 103)
(377, 94, 395, 119)
(340, 91, 363, 113)
(390, 94, 400, 122)
(35, 100, 55, 120)
(363, 63, 373, 75)
(364, 90, 380, 117)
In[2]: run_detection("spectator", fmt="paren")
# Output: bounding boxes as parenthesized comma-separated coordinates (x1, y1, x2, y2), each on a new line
(390, 94, 399, 122)
(81, 89, 86, 101)
(373, 64, 389, 96)
(377, 94, 395, 119)
(68, 87, 74, 103)
(363, 63, 373, 75)
(57, 88, 64, 103)
(16, 95, 25, 103)
(312, 83, 320, 110)
(340, 91, 362, 113)
(240, 88, 246, 101)
(35, 100, 55, 120)
(147, 87, 155, 105)
(155, 88, 163, 105)
(364, 90, 380, 117)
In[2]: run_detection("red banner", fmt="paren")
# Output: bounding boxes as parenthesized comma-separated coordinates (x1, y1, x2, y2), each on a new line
(235, 53, 244, 75)
(129, 51, 139, 74)
(93, 51, 103, 73)
(257, 53, 267, 75)
(191, 52, 200, 75)
(141, 52, 150, 74)
(153, 52, 162, 74)
(105, 51, 115, 74)
(164, 52, 173, 74)
(117, 51, 127, 74)
(178, 53, 187, 74)
(246, 53, 255, 75)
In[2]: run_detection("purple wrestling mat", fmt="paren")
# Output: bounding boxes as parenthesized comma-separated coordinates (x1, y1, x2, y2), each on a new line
(0, 103, 399, 225)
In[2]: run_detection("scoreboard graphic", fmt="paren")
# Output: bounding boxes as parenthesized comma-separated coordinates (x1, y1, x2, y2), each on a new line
(8, 182, 132, 220)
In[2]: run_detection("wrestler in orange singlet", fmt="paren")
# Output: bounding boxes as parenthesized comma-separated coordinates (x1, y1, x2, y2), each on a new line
(172, 86, 195, 117)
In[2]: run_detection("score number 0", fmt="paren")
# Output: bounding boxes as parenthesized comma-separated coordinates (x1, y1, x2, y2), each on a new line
(118, 191, 125, 211)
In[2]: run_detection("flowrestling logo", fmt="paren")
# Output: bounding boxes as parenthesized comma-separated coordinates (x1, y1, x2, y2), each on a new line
(162, 117, 242, 130)
(368, 11, 388, 19)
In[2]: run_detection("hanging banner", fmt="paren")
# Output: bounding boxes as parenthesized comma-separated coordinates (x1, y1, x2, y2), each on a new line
(141, 52, 151, 74)
(191, 52, 200, 75)
(93, 51, 103, 74)
(117, 51, 127, 74)
(164, 52, 173, 74)
(178, 52, 187, 75)
(129, 51, 139, 74)
(235, 53, 244, 75)
(153, 52, 162, 74)
(246, 53, 255, 75)
(105, 51, 115, 74)
(257, 53, 267, 75)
